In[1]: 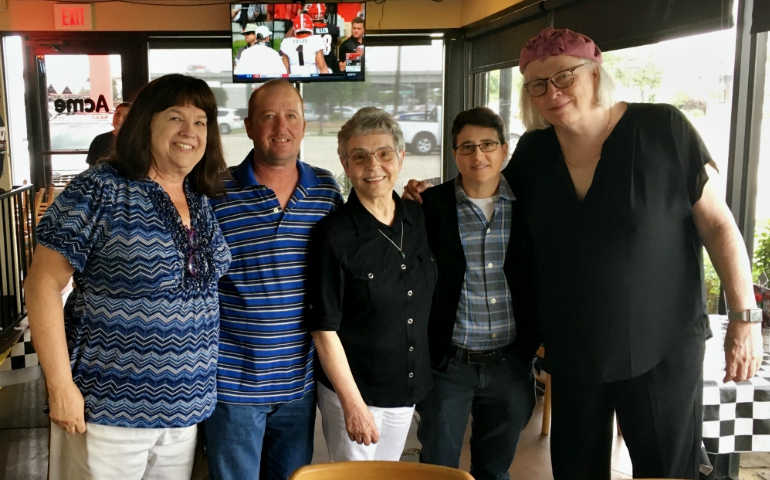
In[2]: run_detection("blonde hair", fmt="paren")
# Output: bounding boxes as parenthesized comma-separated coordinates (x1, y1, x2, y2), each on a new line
(519, 59, 616, 131)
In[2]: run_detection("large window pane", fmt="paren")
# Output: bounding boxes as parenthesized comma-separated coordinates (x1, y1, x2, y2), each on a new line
(149, 39, 445, 194)
(753, 40, 770, 286)
(478, 28, 737, 313)
(46, 54, 123, 185)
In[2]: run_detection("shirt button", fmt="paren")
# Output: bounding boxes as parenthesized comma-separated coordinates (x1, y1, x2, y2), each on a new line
(487, 263, 493, 268)
(491, 298, 496, 304)
(409, 372, 414, 378)
(401, 264, 406, 270)
(408, 290, 413, 296)
(308, 304, 313, 310)
(407, 318, 413, 324)
(486, 228, 491, 234)
(368, 273, 374, 279)
(409, 346, 414, 352)
(273, 207, 280, 213)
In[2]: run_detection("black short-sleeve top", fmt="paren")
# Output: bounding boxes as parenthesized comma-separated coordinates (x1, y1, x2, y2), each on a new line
(306, 189, 436, 407)
(506, 103, 711, 383)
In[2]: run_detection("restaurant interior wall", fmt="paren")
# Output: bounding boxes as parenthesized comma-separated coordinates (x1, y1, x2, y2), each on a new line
(0, 0, 469, 32)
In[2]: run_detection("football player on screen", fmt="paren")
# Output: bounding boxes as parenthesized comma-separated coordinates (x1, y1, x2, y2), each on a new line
(307, 3, 341, 73)
(280, 13, 329, 75)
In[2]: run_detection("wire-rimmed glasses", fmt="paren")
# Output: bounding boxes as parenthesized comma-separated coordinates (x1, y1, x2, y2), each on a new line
(347, 148, 398, 166)
(186, 227, 200, 277)
(522, 64, 587, 97)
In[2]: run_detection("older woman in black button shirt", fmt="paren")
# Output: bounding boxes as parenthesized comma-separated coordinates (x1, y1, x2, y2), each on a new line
(306, 107, 436, 461)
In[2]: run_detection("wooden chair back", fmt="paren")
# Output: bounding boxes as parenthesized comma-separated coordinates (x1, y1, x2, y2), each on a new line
(289, 461, 474, 480)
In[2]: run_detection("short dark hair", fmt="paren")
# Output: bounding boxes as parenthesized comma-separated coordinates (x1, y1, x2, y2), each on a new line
(109, 74, 228, 198)
(115, 102, 132, 110)
(247, 79, 304, 122)
(351, 17, 365, 26)
(451, 107, 507, 149)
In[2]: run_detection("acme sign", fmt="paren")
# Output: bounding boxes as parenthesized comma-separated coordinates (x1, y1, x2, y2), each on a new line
(54, 94, 111, 114)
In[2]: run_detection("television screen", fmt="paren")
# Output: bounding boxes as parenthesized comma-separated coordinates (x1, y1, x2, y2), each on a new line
(230, 2, 366, 83)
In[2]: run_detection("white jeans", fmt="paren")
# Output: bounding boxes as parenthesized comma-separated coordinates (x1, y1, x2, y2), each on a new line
(49, 421, 197, 480)
(317, 383, 415, 462)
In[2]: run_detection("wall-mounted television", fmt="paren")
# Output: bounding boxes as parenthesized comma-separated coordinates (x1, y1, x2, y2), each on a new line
(230, 2, 365, 83)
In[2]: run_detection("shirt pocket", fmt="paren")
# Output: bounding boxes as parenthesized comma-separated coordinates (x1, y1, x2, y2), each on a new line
(417, 254, 438, 292)
(349, 266, 387, 309)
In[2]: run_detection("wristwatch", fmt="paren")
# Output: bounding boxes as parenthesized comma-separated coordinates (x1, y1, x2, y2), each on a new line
(727, 309, 763, 323)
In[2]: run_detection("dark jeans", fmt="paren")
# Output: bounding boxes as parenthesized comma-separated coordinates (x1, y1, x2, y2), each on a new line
(550, 329, 705, 480)
(416, 348, 536, 480)
(205, 390, 316, 480)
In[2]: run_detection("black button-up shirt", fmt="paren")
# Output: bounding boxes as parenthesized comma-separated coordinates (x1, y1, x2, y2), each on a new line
(306, 190, 436, 408)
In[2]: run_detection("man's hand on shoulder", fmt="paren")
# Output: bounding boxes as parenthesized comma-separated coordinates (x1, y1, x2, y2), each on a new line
(402, 179, 433, 203)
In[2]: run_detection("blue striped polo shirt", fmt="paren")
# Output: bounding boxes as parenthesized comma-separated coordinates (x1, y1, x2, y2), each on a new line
(210, 152, 341, 404)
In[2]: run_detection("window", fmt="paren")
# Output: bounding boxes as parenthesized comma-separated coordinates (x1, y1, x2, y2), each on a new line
(149, 39, 445, 198)
(477, 28, 738, 313)
(751, 39, 770, 287)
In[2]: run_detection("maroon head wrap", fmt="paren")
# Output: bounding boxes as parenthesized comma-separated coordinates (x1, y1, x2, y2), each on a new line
(519, 27, 602, 73)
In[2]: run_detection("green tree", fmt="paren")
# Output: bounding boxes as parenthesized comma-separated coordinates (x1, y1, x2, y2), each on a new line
(753, 225, 770, 283)
(603, 52, 662, 103)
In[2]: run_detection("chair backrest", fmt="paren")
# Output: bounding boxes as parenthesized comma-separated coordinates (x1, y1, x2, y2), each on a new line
(289, 461, 475, 480)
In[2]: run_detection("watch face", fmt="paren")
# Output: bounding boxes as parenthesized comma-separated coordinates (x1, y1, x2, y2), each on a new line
(751, 309, 763, 323)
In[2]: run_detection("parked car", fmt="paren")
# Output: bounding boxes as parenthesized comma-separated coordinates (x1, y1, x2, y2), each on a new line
(332, 106, 357, 119)
(304, 105, 327, 122)
(397, 107, 442, 155)
(217, 108, 244, 134)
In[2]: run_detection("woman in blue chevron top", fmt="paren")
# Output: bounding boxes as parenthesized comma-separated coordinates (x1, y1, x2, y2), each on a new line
(25, 74, 231, 479)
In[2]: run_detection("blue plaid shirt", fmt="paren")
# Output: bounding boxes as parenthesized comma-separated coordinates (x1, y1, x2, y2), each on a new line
(452, 175, 516, 351)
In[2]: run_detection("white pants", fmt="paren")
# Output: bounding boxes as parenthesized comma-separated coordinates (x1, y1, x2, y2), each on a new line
(49, 421, 197, 480)
(317, 383, 415, 462)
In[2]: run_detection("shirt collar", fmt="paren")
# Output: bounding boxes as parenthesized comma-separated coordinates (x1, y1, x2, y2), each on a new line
(234, 149, 322, 190)
(453, 173, 516, 204)
(347, 189, 413, 236)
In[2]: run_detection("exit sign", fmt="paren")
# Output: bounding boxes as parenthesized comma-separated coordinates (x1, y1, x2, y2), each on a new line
(54, 4, 93, 30)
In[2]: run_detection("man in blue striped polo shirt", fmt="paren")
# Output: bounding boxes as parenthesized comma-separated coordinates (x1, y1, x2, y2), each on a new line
(206, 79, 342, 480)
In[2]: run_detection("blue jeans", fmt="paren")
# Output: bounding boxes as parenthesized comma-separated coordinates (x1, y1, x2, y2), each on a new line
(205, 390, 316, 480)
(416, 349, 535, 480)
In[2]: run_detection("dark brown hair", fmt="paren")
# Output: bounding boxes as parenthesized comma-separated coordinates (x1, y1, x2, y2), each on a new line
(351, 16, 365, 26)
(451, 107, 507, 149)
(109, 74, 228, 197)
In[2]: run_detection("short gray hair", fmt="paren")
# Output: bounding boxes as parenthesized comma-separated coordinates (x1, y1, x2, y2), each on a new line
(337, 107, 406, 160)
(519, 60, 616, 131)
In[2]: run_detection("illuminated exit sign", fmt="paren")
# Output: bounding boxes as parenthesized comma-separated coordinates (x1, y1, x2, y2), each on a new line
(54, 4, 93, 30)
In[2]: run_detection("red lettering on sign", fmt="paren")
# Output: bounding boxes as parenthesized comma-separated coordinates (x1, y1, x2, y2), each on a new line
(61, 8, 85, 26)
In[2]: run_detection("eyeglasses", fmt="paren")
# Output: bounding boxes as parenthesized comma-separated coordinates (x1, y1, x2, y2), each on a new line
(347, 149, 398, 166)
(186, 227, 200, 278)
(522, 64, 587, 97)
(454, 141, 501, 155)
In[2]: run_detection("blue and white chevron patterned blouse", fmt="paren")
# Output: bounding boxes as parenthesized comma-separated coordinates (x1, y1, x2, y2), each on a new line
(37, 163, 231, 429)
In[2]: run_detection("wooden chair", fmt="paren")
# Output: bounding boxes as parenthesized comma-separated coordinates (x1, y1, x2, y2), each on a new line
(33, 184, 56, 222)
(535, 346, 621, 437)
(288, 461, 474, 480)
